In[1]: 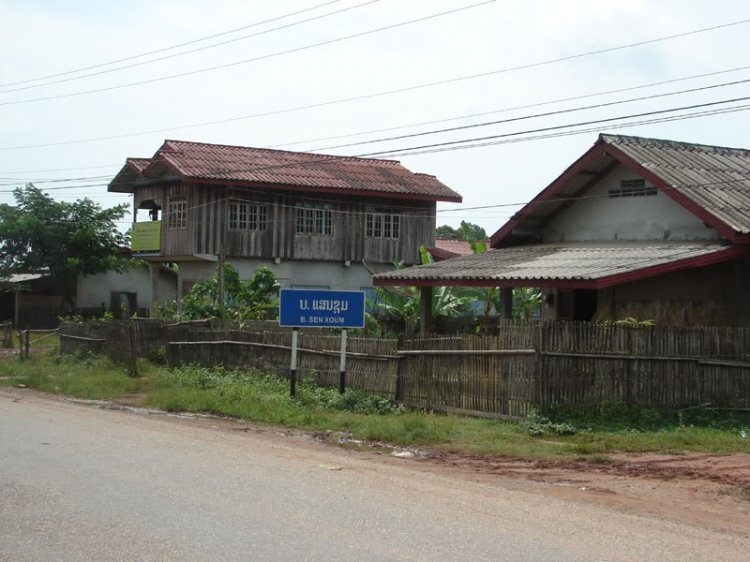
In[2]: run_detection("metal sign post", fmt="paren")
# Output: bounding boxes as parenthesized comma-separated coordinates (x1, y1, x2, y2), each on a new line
(289, 327, 299, 397)
(339, 329, 347, 394)
(279, 290, 365, 397)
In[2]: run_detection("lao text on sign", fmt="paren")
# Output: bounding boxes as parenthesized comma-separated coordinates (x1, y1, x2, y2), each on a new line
(279, 289, 365, 328)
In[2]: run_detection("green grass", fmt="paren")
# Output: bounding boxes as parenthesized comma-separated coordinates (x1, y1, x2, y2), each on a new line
(2, 351, 749, 459)
(3, 330, 60, 350)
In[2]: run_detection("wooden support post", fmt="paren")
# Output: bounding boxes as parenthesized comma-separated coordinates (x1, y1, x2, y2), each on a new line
(532, 324, 542, 411)
(500, 287, 513, 319)
(128, 322, 139, 378)
(395, 356, 405, 402)
(17, 331, 22, 360)
(14, 290, 20, 331)
(148, 262, 161, 315)
(339, 329, 347, 395)
(218, 189, 228, 308)
(420, 286, 433, 338)
(25, 328, 30, 359)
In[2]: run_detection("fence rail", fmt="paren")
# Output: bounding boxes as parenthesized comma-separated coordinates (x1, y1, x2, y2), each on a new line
(57, 319, 750, 418)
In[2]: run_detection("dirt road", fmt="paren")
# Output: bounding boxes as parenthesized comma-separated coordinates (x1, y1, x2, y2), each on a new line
(1, 388, 748, 562)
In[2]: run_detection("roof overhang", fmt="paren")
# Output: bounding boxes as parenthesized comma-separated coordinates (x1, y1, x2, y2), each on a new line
(181, 177, 462, 203)
(373, 242, 749, 289)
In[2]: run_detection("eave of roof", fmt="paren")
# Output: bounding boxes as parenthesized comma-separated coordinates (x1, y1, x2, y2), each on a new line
(373, 242, 748, 289)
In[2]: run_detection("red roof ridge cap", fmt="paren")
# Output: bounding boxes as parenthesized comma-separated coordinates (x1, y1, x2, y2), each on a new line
(160, 138, 404, 166)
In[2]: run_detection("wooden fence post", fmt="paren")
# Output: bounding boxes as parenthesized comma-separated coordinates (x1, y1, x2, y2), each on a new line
(25, 328, 30, 359)
(128, 322, 139, 378)
(532, 324, 542, 411)
(395, 355, 405, 402)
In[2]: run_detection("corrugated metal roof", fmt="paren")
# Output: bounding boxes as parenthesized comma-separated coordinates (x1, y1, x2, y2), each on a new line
(7, 273, 46, 283)
(375, 241, 736, 285)
(110, 140, 461, 201)
(602, 134, 750, 234)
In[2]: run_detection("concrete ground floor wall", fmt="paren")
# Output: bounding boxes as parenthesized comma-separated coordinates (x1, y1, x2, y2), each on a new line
(175, 258, 389, 303)
(78, 267, 178, 310)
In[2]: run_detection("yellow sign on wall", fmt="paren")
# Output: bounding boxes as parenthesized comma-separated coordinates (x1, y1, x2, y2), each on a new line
(132, 221, 162, 252)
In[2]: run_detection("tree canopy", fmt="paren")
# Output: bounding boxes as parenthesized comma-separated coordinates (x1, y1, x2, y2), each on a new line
(0, 185, 131, 288)
(435, 221, 487, 241)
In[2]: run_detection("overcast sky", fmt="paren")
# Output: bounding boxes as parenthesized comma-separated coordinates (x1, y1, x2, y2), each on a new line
(2, 0, 750, 236)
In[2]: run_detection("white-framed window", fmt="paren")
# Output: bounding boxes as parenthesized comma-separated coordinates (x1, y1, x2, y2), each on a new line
(167, 195, 187, 229)
(366, 208, 400, 239)
(608, 179, 657, 199)
(295, 203, 332, 236)
(229, 201, 267, 231)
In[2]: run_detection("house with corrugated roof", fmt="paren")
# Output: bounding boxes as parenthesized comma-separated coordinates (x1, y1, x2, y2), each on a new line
(108, 140, 461, 306)
(375, 134, 750, 328)
(427, 238, 490, 261)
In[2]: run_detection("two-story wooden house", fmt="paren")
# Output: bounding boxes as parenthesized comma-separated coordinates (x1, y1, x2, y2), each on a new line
(108, 140, 461, 307)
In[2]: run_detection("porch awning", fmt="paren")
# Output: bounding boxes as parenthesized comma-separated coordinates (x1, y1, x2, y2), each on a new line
(373, 241, 748, 289)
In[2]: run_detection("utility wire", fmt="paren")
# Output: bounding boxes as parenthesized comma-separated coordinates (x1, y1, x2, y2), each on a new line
(3, 93, 749, 196)
(7, 171, 749, 227)
(359, 95, 750, 158)
(3, 48, 749, 152)
(380, 102, 750, 158)
(4, 95, 750, 199)
(7, 70, 746, 182)
(269, 64, 750, 149)
(0, 0, 379, 94)
(0, 0, 348, 89)
(0, 1, 498, 106)
(299, 76, 750, 153)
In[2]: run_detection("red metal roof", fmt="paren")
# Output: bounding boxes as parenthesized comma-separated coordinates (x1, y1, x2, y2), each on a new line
(428, 238, 490, 261)
(110, 140, 461, 202)
(434, 238, 482, 256)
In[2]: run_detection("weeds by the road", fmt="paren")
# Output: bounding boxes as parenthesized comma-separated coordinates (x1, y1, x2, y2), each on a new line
(2, 351, 749, 458)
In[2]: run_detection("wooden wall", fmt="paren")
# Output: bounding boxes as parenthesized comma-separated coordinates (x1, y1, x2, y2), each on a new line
(134, 182, 436, 264)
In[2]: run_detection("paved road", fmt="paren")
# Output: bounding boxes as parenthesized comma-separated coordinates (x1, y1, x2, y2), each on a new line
(1, 390, 748, 562)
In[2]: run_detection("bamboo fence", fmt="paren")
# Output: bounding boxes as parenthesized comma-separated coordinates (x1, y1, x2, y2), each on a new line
(0, 322, 13, 349)
(57, 319, 750, 418)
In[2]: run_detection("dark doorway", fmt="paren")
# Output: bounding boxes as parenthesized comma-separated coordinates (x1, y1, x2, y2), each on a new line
(573, 289, 598, 321)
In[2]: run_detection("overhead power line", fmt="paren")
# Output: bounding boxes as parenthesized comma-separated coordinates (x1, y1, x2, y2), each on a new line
(3, 48, 749, 153)
(0, 0, 498, 106)
(5, 172, 748, 227)
(6, 68, 750, 182)
(3, 86, 750, 192)
(373, 103, 750, 158)
(356, 94, 750, 159)
(0, 0, 348, 89)
(0, 0, 380, 94)
(3, 92, 750, 198)
(268, 64, 750, 150)
(301, 76, 750, 153)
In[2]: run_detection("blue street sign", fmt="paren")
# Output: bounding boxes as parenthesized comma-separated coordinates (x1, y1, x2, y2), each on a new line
(279, 289, 366, 328)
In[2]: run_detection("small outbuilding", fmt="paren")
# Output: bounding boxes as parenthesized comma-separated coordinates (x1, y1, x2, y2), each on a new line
(374, 134, 750, 328)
